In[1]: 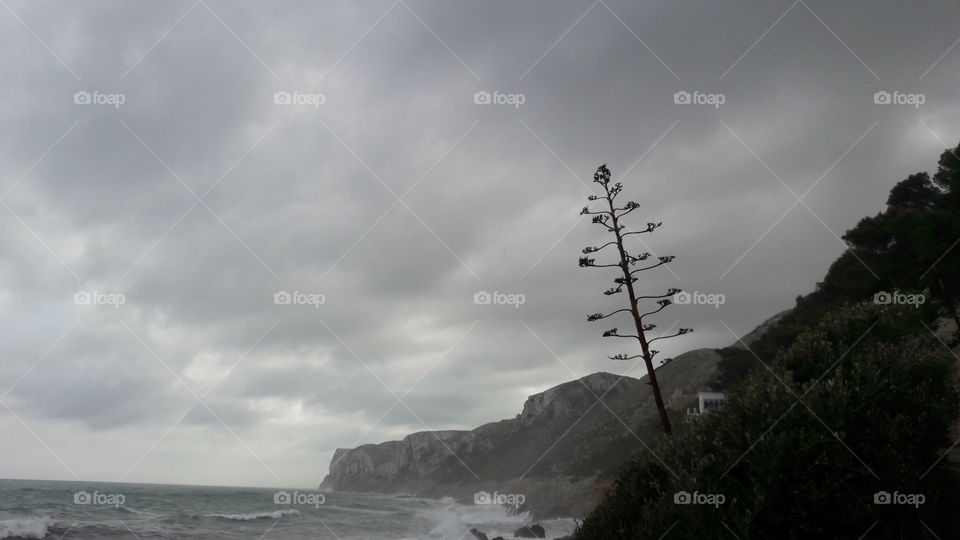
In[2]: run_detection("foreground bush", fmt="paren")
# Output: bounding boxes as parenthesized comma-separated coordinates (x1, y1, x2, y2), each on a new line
(576, 302, 960, 539)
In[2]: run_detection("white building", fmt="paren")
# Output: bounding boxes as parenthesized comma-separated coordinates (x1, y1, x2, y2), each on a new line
(698, 391, 726, 412)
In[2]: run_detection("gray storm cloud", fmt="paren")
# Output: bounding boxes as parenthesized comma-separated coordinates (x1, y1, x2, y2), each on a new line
(1, 0, 958, 487)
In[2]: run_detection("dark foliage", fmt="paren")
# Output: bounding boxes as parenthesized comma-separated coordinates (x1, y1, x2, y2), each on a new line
(575, 302, 960, 539)
(575, 143, 960, 539)
(716, 142, 960, 388)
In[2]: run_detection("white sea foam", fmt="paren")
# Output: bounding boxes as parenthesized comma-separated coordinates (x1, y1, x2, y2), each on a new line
(321, 504, 395, 515)
(207, 509, 300, 521)
(0, 516, 53, 539)
(419, 499, 575, 540)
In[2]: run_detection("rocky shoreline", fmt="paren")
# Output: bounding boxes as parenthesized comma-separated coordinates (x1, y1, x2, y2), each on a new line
(320, 348, 723, 519)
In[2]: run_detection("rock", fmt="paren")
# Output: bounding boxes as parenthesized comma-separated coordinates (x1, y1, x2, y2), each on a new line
(514, 523, 546, 538)
(469, 528, 487, 540)
(319, 350, 723, 518)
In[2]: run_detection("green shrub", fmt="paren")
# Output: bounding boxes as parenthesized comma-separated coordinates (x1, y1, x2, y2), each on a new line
(575, 302, 960, 539)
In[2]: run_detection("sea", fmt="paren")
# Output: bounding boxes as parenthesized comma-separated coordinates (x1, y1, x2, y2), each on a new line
(0, 479, 576, 539)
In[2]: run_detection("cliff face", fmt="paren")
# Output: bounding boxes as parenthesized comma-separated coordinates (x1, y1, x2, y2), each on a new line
(320, 348, 722, 518)
(320, 431, 491, 494)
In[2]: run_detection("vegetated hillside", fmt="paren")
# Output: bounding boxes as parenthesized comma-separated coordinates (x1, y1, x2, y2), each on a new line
(576, 303, 960, 539)
(321, 348, 721, 518)
(576, 143, 960, 539)
(715, 142, 960, 390)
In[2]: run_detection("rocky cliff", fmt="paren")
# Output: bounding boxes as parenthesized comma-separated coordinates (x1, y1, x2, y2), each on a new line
(319, 348, 722, 518)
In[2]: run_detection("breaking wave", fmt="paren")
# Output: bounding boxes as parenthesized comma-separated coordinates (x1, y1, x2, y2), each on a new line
(206, 509, 300, 521)
(0, 516, 52, 539)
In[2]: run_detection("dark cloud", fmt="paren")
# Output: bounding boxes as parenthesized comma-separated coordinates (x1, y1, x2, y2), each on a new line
(1, 0, 958, 487)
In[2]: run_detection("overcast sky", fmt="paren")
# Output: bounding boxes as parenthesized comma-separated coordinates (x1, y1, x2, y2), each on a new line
(1, 0, 959, 489)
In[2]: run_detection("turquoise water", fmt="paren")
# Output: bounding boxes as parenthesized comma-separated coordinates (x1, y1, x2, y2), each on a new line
(0, 479, 575, 539)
